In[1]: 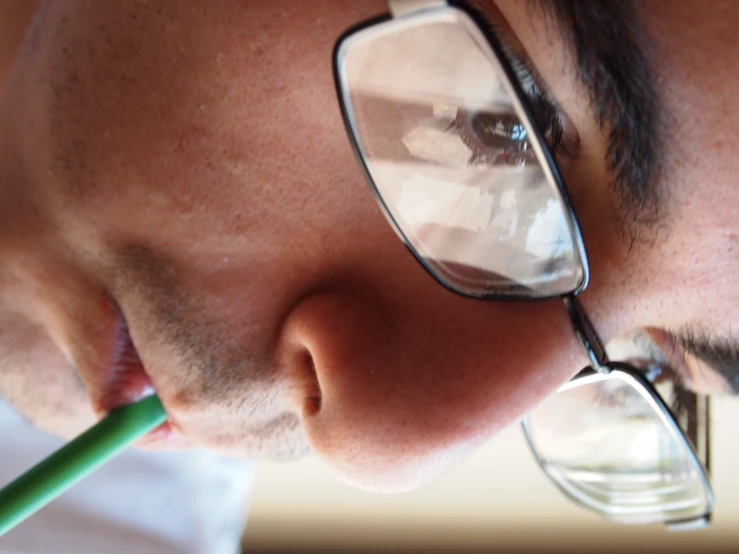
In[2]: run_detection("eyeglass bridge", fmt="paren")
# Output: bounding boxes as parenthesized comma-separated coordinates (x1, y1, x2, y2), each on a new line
(563, 296, 610, 374)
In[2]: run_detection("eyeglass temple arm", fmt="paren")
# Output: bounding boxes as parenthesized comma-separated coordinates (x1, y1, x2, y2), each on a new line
(388, 0, 448, 18)
(563, 296, 610, 374)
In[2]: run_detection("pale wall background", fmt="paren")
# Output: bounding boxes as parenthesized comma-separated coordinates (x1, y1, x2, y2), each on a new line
(242, 396, 739, 552)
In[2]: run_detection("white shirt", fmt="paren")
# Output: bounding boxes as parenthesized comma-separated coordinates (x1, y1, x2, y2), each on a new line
(0, 399, 251, 554)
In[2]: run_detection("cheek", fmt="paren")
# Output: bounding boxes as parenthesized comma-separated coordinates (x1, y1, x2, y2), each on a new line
(0, 309, 95, 438)
(281, 284, 582, 492)
(23, 0, 369, 253)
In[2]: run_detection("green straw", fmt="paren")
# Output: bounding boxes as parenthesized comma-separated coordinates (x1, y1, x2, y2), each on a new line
(0, 394, 167, 537)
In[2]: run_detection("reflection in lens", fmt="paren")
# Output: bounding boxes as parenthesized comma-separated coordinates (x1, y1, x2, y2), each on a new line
(524, 369, 712, 525)
(336, 7, 586, 298)
(452, 109, 533, 166)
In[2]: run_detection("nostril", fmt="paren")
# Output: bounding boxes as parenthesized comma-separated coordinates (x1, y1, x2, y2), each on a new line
(301, 350, 322, 417)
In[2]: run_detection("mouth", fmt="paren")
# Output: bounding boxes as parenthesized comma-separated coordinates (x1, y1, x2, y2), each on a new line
(94, 310, 179, 448)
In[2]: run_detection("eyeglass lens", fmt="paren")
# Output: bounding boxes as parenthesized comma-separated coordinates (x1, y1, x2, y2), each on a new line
(524, 370, 712, 525)
(336, 9, 585, 298)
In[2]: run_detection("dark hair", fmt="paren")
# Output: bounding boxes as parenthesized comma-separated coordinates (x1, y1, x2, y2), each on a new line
(539, 0, 664, 239)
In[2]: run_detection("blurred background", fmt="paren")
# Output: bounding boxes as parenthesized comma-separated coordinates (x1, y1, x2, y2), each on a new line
(242, 395, 739, 553)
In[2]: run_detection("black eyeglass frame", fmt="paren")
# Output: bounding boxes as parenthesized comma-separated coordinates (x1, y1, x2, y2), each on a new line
(333, 0, 589, 303)
(332, 0, 714, 528)
(522, 362, 714, 529)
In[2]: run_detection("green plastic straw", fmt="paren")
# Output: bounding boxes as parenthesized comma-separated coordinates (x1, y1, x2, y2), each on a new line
(0, 395, 167, 537)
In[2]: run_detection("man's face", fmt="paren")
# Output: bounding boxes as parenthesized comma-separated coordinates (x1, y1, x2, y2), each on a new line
(1, 0, 738, 492)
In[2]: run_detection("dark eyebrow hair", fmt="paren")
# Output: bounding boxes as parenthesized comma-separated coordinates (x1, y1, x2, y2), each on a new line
(534, 0, 665, 240)
(675, 329, 739, 394)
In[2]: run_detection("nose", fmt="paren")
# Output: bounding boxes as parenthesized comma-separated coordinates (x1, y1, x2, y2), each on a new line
(279, 287, 470, 491)
(277, 277, 582, 492)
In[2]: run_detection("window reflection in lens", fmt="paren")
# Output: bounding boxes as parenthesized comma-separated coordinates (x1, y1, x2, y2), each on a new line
(337, 10, 584, 297)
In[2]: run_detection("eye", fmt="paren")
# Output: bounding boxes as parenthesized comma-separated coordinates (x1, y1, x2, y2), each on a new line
(467, 112, 528, 147)
(449, 100, 565, 168)
(470, 110, 528, 147)
(447, 109, 527, 166)
(456, 80, 567, 153)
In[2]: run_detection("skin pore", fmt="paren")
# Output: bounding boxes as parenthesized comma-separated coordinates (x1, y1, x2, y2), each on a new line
(1, 0, 738, 492)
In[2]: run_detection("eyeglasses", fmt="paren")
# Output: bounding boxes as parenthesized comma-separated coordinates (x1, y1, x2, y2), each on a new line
(333, 0, 713, 528)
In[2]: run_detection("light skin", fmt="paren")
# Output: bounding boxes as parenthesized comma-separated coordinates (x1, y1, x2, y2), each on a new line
(0, 0, 737, 492)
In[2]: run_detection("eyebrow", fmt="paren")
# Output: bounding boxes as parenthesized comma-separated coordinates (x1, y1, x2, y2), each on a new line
(675, 329, 739, 394)
(534, 0, 665, 240)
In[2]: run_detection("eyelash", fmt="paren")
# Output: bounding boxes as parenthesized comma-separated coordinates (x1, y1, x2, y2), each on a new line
(507, 47, 567, 146)
(443, 92, 566, 168)
(442, 25, 573, 166)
